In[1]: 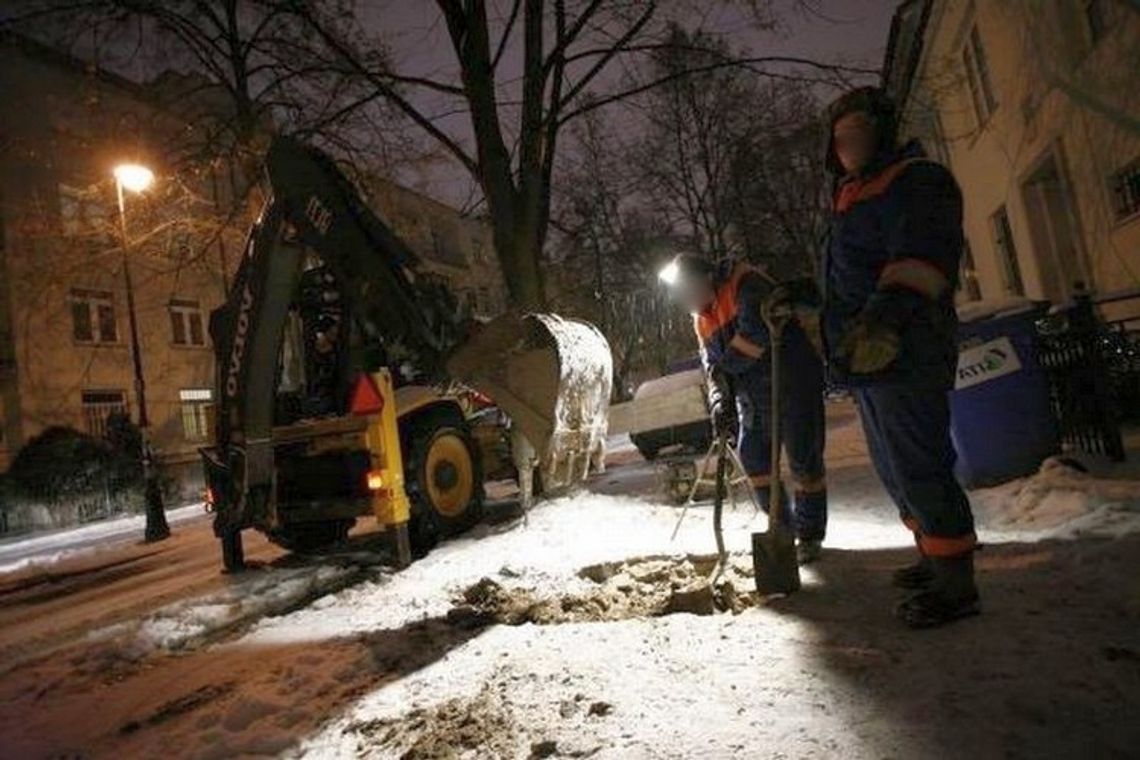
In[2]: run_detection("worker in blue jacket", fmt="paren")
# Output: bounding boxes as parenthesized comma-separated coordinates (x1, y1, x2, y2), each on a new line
(661, 254, 827, 564)
(822, 86, 979, 627)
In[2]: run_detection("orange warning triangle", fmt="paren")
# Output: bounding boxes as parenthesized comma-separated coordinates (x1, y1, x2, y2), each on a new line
(349, 374, 385, 416)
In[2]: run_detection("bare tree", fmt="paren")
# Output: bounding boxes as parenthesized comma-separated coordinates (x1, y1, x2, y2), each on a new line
(288, 1, 873, 309)
(635, 27, 829, 278)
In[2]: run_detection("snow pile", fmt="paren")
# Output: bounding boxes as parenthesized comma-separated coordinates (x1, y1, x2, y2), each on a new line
(92, 562, 366, 654)
(973, 456, 1140, 539)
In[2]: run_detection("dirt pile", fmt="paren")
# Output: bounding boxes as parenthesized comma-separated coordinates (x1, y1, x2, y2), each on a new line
(448, 554, 758, 627)
(350, 684, 517, 759)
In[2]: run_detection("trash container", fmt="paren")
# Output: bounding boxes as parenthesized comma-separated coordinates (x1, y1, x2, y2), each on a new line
(950, 302, 1059, 488)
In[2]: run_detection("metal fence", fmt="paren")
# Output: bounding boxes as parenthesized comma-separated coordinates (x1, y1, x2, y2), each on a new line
(1035, 290, 1140, 461)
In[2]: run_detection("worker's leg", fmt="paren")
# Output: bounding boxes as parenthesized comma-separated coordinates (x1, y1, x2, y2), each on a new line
(780, 328, 827, 544)
(735, 374, 791, 524)
(855, 388, 932, 588)
(858, 384, 979, 627)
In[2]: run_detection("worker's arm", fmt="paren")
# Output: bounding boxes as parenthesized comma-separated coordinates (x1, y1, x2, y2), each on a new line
(715, 271, 772, 374)
(862, 162, 963, 330)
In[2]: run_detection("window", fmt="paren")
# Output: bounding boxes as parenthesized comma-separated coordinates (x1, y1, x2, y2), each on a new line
(962, 23, 997, 128)
(82, 390, 127, 438)
(959, 239, 983, 302)
(169, 299, 205, 346)
(58, 183, 110, 237)
(471, 237, 488, 264)
(1109, 158, 1140, 221)
(430, 228, 467, 268)
(70, 289, 118, 344)
(1084, 0, 1108, 45)
(180, 388, 213, 442)
(991, 206, 1025, 296)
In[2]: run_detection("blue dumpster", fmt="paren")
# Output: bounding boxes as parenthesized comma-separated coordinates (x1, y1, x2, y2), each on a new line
(950, 303, 1060, 488)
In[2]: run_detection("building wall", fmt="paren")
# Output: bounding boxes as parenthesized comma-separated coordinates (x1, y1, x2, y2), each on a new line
(0, 37, 508, 475)
(0, 37, 238, 474)
(366, 179, 506, 318)
(898, 0, 1140, 309)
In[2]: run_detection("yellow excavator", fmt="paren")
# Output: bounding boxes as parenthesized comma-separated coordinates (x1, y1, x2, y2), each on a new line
(200, 137, 611, 571)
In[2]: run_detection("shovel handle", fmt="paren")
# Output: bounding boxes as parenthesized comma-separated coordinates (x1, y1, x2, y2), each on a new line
(765, 315, 786, 532)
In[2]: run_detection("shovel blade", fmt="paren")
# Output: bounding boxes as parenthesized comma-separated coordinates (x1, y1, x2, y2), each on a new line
(752, 528, 801, 595)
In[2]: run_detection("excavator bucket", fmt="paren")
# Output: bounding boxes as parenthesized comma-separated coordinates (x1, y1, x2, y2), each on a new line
(447, 313, 613, 503)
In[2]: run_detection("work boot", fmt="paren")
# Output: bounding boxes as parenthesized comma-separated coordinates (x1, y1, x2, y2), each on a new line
(896, 553, 980, 629)
(892, 529, 933, 589)
(796, 539, 823, 565)
(891, 554, 934, 590)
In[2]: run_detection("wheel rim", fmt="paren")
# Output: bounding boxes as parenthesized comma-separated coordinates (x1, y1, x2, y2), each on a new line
(425, 431, 475, 518)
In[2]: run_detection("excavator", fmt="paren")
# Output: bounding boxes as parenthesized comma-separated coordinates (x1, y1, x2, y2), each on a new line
(200, 136, 612, 571)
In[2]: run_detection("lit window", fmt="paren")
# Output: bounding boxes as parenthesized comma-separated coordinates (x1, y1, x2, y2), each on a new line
(180, 388, 213, 442)
(81, 390, 127, 438)
(962, 23, 997, 128)
(169, 299, 206, 346)
(1109, 158, 1140, 221)
(70, 289, 118, 344)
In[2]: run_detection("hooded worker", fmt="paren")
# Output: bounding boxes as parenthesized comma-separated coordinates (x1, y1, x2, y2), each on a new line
(660, 254, 827, 564)
(822, 86, 979, 627)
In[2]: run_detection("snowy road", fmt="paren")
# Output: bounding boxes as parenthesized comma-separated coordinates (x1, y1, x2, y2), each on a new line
(0, 503, 208, 572)
(1, 401, 1139, 758)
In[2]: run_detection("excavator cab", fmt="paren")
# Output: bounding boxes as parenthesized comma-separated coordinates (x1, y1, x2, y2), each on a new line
(201, 137, 611, 571)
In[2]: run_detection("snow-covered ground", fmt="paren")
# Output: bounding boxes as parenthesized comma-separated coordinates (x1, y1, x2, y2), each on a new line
(1, 400, 1139, 758)
(0, 502, 206, 573)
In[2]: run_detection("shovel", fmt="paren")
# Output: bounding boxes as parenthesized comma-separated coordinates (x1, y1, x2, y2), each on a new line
(751, 303, 801, 596)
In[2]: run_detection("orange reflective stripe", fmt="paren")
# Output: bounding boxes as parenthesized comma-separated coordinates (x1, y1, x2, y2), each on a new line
(729, 333, 765, 359)
(918, 532, 977, 557)
(834, 157, 930, 213)
(695, 262, 763, 340)
(749, 473, 771, 488)
(878, 258, 949, 299)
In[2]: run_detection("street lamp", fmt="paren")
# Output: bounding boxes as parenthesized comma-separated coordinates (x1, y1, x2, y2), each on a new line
(114, 162, 170, 543)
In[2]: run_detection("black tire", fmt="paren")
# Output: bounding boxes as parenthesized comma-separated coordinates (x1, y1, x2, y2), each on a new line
(270, 519, 354, 553)
(402, 407, 485, 557)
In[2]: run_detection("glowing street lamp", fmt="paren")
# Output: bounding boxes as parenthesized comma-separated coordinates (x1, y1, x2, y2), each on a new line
(113, 162, 170, 543)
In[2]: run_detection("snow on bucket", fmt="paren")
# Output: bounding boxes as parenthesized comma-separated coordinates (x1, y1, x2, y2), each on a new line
(446, 312, 612, 503)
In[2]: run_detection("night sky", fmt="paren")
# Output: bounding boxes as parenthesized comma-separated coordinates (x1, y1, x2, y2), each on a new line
(366, 1, 898, 204)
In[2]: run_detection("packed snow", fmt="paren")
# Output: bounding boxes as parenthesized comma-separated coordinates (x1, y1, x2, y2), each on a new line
(1, 401, 1139, 758)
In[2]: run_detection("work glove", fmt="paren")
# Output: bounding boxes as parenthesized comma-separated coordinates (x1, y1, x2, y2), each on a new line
(836, 316, 900, 374)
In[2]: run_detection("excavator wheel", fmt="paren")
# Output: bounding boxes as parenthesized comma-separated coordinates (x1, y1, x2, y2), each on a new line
(402, 407, 485, 557)
(270, 519, 355, 554)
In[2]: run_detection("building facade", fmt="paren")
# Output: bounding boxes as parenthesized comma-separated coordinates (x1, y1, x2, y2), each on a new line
(0, 34, 506, 480)
(884, 0, 1140, 312)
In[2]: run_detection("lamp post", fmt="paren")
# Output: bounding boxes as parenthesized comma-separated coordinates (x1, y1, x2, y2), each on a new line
(114, 163, 170, 542)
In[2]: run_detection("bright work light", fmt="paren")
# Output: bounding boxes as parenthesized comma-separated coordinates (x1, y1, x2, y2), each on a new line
(658, 260, 680, 286)
(113, 163, 155, 193)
